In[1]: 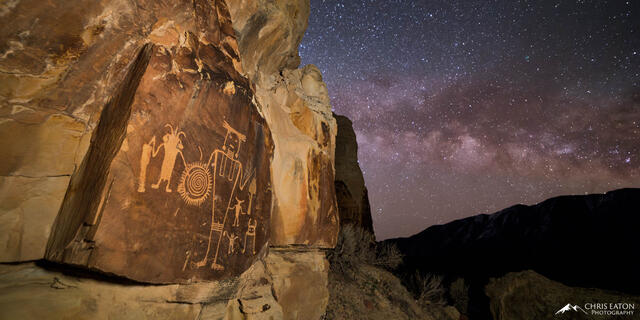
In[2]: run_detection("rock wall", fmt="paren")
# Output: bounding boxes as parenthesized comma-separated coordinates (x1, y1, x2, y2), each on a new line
(228, 1, 339, 247)
(334, 114, 374, 234)
(1, 0, 338, 318)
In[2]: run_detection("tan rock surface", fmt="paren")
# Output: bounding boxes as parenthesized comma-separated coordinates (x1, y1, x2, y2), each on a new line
(0, 262, 236, 320)
(227, 0, 309, 84)
(0, 176, 70, 261)
(251, 64, 339, 247)
(0, 0, 232, 262)
(265, 248, 330, 320)
(228, 1, 340, 247)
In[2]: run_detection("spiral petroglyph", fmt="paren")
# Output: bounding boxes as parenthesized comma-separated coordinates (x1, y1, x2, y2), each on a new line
(178, 162, 212, 206)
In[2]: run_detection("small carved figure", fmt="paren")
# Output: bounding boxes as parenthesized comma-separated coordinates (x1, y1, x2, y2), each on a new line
(243, 218, 257, 255)
(232, 197, 245, 227)
(224, 231, 239, 255)
(137, 136, 156, 192)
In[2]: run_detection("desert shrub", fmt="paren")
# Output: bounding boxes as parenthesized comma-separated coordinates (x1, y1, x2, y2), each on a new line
(328, 224, 375, 272)
(328, 224, 403, 274)
(374, 242, 403, 269)
(412, 272, 446, 306)
(449, 277, 470, 314)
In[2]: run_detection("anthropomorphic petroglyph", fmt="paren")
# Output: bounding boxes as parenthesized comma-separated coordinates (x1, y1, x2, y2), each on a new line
(243, 218, 257, 255)
(246, 178, 256, 216)
(223, 231, 239, 255)
(194, 121, 248, 270)
(151, 124, 186, 192)
(232, 197, 246, 227)
(137, 136, 156, 192)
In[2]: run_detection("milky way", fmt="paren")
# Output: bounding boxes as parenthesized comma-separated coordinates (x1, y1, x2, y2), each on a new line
(299, 0, 640, 239)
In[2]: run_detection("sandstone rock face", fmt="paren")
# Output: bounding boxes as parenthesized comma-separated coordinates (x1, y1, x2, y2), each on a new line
(0, 262, 235, 320)
(1, 0, 269, 264)
(265, 248, 330, 320)
(228, 3, 339, 247)
(0, 260, 295, 320)
(486, 270, 640, 320)
(226, 0, 309, 85)
(257, 66, 338, 247)
(334, 114, 374, 234)
(32, 1, 273, 284)
(0, 176, 70, 261)
(1, 0, 337, 317)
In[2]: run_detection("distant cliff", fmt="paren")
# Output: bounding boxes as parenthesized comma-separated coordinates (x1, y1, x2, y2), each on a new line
(334, 114, 374, 234)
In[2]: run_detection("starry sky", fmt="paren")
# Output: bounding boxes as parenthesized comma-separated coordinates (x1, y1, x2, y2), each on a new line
(299, 0, 640, 240)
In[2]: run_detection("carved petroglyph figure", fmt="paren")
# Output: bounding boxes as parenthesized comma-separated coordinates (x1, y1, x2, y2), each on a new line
(194, 121, 248, 270)
(138, 121, 260, 272)
(151, 124, 186, 192)
(232, 197, 245, 227)
(137, 136, 156, 192)
(243, 218, 257, 255)
(244, 178, 256, 216)
(223, 231, 239, 255)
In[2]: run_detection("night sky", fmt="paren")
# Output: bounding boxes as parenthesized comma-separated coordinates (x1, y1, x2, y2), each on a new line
(299, 0, 640, 240)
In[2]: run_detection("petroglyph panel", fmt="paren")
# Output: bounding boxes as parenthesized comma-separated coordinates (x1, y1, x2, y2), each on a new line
(46, 42, 273, 283)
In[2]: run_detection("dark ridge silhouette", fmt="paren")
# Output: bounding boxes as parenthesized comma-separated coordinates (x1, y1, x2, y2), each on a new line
(385, 188, 640, 318)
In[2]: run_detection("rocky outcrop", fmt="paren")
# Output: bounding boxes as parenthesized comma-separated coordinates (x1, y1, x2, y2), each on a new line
(486, 270, 640, 320)
(227, 0, 308, 86)
(1, 0, 339, 318)
(334, 114, 374, 234)
(228, 2, 339, 247)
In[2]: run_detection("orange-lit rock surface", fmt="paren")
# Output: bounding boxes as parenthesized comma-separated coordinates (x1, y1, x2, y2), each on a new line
(1, 0, 338, 317)
(229, 1, 339, 246)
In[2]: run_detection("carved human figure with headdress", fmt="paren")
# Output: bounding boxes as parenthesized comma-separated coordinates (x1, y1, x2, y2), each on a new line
(243, 218, 257, 255)
(194, 121, 247, 270)
(151, 124, 185, 192)
(232, 197, 245, 227)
